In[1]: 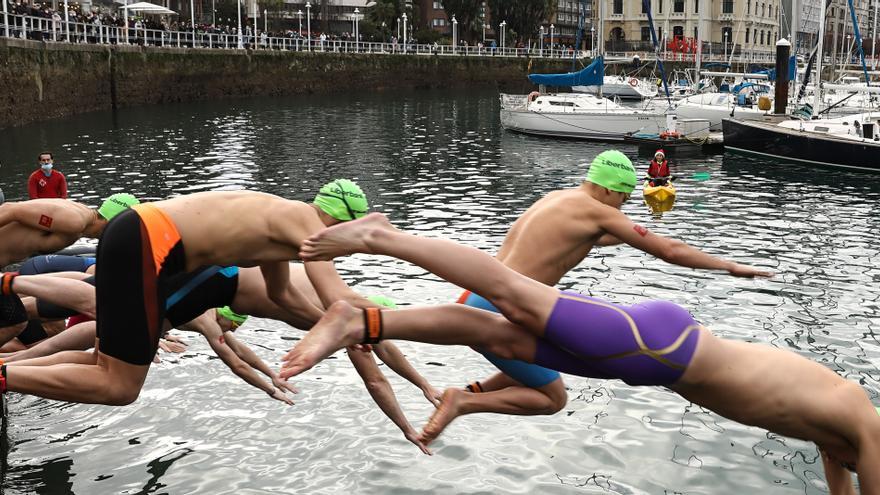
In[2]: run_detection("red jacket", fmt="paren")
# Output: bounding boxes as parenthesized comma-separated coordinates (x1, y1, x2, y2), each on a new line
(648, 159, 670, 178)
(28, 169, 68, 199)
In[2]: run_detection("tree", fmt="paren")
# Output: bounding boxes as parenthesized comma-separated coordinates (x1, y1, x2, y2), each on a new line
(488, 0, 555, 45)
(441, 0, 481, 41)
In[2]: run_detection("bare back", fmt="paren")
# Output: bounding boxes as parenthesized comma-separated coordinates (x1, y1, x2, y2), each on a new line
(0, 200, 97, 266)
(496, 187, 612, 285)
(154, 191, 324, 270)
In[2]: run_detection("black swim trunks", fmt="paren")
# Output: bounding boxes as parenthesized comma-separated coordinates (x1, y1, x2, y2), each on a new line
(95, 205, 186, 366)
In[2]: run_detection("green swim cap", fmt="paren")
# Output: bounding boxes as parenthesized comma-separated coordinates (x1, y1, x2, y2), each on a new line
(217, 306, 248, 326)
(98, 193, 140, 221)
(586, 150, 637, 194)
(314, 179, 368, 221)
(366, 295, 398, 309)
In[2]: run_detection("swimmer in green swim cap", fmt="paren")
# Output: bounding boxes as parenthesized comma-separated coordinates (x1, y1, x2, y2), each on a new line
(585, 149, 638, 196)
(314, 179, 369, 221)
(98, 193, 140, 221)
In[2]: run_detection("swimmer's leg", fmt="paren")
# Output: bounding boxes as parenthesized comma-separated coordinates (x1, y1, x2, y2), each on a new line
(4, 321, 97, 364)
(281, 303, 538, 378)
(5, 342, 149, 405)
(10, 274, 96, 318)
(301, 213, 558, 332)
(671, 329, 880, 492)
(420, 374, 567, 445)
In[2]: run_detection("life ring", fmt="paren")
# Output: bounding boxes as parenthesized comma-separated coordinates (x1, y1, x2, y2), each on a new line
(528, 91, 540, 103)
(659, 131, 681, 139)
(628, 77, 639, 87)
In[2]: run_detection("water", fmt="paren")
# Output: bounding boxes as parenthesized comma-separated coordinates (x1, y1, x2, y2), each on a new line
(1, 90, 879, 494)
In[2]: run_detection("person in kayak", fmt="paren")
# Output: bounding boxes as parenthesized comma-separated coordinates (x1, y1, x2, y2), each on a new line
(647, 150, 671, 187)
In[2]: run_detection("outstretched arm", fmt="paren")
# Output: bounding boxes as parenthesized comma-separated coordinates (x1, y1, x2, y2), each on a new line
(372, 342, 441, 407)
(181, 311, 293, 404)
(347, 349, 432, 455)
(303, 260, 378, 310)
(261, 261, 324, 326)
(222, 332, 297, 394)
(594, 207, 773, 277)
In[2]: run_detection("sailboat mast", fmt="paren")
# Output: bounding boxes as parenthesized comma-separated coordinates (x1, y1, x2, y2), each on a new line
(815, 0, 828, 115)
(695, 0, 703, 82)
(791, 0, 799, 89)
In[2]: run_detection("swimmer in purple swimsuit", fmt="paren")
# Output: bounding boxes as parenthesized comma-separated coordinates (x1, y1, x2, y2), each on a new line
(439, 150, 768, 442)
(283, 213, 880, 494)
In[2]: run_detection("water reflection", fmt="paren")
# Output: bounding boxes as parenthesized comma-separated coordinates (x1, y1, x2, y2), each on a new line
(0, 90, 877, 494)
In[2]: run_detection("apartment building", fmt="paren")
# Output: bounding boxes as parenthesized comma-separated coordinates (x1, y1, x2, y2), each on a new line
(599, 0, 781, 57)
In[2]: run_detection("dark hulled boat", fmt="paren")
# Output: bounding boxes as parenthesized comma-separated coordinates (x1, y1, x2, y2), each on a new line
(722, 115, 880, 172)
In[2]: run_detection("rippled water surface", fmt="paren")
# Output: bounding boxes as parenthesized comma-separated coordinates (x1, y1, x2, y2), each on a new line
(1, 90, 879, 494)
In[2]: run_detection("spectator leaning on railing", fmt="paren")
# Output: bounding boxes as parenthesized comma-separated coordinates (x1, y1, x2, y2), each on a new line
(27, 152, 68, 200)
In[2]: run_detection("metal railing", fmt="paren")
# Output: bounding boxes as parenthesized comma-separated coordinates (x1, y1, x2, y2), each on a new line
(1, 12, 581, 58)
(3, 12, 824, 67)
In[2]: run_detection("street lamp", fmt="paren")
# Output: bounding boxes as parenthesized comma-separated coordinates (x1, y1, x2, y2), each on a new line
(264, 9, 267, 34)
(452, 15, 458, 53)
(500, 20, 506, 50)
(402, 12, 407, 51)
(550, 23, 554, 56)
(297, 9, 302, 37)
(539, 25, 544, 53)
(483, 22, 487, 44)
(354, 8, 360, 51)
(236, 0, 243, 48)
(724, 31, 729, 59)
(396, 16, 400, 42)
(306, 1, 312, 51)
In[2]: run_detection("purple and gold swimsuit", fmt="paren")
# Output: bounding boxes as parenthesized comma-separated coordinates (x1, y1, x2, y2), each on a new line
(532, 291, 702, 386)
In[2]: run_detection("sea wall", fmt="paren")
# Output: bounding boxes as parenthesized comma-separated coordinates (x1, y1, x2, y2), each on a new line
(0, 38, 575, 129)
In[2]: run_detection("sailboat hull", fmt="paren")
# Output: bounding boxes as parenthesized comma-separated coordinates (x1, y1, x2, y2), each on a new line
(722, 118, 880, 172)
(500, 109, 667, 141)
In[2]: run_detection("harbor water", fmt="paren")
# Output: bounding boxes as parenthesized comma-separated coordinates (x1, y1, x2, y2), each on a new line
(0, 89, 878, 494)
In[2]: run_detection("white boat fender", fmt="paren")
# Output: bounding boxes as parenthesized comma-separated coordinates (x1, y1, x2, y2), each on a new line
(528, 91, 540, 103)
(628, 78, 639, 87)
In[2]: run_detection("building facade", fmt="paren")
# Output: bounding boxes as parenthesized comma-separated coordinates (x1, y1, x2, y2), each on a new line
(599, 0, 781, 59)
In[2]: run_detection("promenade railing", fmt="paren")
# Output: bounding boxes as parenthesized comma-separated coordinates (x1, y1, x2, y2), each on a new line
(0, 12, 803, 65)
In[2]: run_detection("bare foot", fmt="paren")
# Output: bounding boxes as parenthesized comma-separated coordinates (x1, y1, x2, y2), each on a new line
(279, 301, 362, 380)
(299, 213, 397, 261)
(418, 388, 468, 445)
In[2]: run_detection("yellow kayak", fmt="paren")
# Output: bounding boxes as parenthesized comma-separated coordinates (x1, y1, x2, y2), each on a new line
(643, 180, 676, 202)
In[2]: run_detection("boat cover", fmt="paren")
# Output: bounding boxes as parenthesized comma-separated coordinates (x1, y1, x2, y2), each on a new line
(528, 57, 604, 87)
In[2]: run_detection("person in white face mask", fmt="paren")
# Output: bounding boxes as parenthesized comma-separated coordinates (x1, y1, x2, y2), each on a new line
(28, 152, 68, 200)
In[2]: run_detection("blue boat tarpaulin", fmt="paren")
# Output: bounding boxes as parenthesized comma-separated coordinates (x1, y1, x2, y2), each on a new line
(755, 56, 797, 81)
(528, 57, 604, 87)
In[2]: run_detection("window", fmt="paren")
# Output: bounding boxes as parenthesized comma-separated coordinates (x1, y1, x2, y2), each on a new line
(760, 30, 764, 45)
(761, 3, 765, 16)
(613, 0, 623, 14)
(432, 18, 446, 26)
(658, 0, 663, 13)
(673, 25, 684, 38)
(674, 0, 684, 13)
(658, 26, 662, 40)
(694, 0, 698, 13)
(642, 0, 650, 13)
(745, 27, 750, 43)
(432, 1, 442, 9)
(723, 27, 733, 44)
(723, 0, 734, 14)
(641, 26, 651, 40)
(747, 0, 750, 14)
